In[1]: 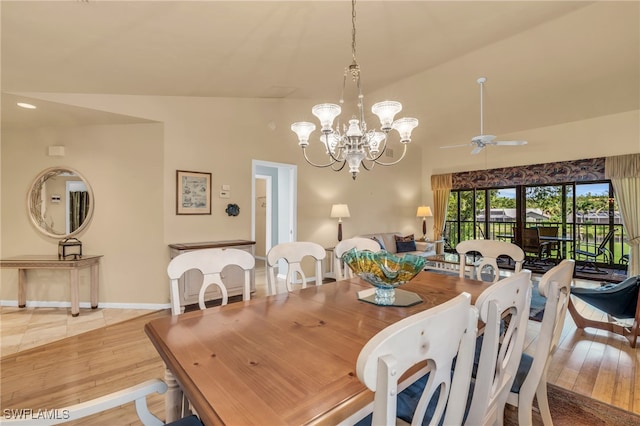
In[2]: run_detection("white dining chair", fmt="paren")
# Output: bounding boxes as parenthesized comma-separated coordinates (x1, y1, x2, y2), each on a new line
(464, 269, 532, 426)
(456, 239, 525, 283)
(167, 247, 255, 315)
(333, 237, 381, 281)
(507, 259, 575, 426)
(355, 293, 478, 426)
(266, 241, 326, 295)
(1, 379, 203, 425)
(165, 247, 255, 421)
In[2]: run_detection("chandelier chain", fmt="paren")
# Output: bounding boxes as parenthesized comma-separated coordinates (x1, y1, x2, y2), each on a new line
(351, 0, 357, 65)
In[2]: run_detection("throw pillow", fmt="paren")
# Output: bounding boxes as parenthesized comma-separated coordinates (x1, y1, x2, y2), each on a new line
(395, 234, 416, 253)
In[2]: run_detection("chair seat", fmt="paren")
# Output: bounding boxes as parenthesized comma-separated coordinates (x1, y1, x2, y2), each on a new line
(571, 275, 639, 319)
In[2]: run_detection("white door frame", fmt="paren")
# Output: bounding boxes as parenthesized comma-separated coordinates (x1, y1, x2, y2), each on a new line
(251, 160, 297, 255)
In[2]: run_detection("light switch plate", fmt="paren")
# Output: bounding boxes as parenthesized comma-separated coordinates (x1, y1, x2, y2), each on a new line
(220, 191, 230, 198)
(222, 184, 231, 191)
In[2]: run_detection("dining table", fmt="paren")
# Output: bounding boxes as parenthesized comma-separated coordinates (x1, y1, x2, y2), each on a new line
(145, 271, 492, 425)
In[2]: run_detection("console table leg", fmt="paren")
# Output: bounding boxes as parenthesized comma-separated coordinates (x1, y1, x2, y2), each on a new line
(90, 264, 99, 309)
(70, 269, 80, 317)
(18, 269, 27, 308)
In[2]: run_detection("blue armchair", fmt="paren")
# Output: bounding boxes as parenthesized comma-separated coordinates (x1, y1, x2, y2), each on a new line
(568, 275, 639, 348)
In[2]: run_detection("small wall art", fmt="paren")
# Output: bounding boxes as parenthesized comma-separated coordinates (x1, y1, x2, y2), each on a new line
(176, 170, 212, 215)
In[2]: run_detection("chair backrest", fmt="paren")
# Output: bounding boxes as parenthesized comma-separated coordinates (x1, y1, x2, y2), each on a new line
(167, 248, 255, 315)
(465, 269, 532, 425)
(537, 226, 558, 238)
(356, 293, 478, 426)
(507, 260, 575, 423)
(333, 237, 381, 280)
(597, 228, 616, 252)
(456, 239, 525, 283)
(521, 227, 542, 253)
(266, 241, 326, 295)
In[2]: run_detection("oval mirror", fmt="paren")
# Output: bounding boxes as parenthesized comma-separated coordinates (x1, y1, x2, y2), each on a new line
(27, 167, 95, 238)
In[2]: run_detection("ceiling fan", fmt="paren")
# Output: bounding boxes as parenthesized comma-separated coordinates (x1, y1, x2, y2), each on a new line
(441, 77, 527, 155)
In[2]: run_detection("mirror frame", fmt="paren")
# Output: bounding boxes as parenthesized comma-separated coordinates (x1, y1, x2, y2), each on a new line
(27, 166, 95, 239)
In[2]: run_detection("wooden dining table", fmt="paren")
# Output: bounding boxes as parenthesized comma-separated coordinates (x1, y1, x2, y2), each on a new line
(145, 271, 492, 425)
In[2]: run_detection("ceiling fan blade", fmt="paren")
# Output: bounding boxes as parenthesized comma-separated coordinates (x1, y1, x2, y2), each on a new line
(494, 140, 528, 146)
(440, 143, 472, 149)
(471, 146, 484, 155)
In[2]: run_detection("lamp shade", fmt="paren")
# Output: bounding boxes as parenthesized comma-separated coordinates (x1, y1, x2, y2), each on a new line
(330, 204, 351, 219)
(416, 206, 433, 218)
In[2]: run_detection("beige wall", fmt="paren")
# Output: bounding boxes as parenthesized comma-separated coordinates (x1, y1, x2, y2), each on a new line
(1, 123, 165, 305)
(1, 95, 425, 305)
(1, 91, 638, 306)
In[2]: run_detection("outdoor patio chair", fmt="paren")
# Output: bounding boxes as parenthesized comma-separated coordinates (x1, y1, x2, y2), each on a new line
(521, 227, 553, 266)
(575, 228, 615, 274)
(537, 226, 560, 260)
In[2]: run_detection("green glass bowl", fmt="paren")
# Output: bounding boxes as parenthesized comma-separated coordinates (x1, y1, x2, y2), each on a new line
(342, 248, 426, 289)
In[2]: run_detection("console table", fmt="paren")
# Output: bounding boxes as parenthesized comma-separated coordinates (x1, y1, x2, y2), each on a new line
(0, 255, 103, 317)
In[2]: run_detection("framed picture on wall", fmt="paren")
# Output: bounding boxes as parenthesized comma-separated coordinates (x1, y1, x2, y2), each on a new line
(176, 170, 212, 215)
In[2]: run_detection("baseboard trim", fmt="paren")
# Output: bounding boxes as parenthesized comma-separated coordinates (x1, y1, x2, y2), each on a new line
(0, 300, 171, 310)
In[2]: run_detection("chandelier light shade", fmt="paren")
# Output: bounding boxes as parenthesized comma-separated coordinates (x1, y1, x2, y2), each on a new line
(416, 206, 433, 240)
(330, 204, 351, 241)
(291, 0, 419, 180)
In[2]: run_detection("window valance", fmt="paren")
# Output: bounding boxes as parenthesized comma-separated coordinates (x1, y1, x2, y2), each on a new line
(432, 157, 605, 190)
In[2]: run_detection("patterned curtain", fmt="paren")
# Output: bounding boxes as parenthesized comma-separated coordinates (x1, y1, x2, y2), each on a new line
(431, 174, 452, 248)
(70, 191, 90, 232)
(605, 154, 640, 276)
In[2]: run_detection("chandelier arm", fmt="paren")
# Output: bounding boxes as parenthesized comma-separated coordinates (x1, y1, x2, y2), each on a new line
(301, 148, 340, 168)
(331, 161, 347, 172)
(372, 144, 408, 166)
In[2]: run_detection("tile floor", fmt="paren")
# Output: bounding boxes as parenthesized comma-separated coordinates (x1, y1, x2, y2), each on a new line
(0, 306, 156, 356)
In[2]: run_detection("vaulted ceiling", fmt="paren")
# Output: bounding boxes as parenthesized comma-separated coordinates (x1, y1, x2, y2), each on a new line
(2, 1, 638, 145)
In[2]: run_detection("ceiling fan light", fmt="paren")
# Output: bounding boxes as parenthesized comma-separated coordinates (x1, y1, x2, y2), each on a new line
(372, 101, 402, 132)
(312, 103, 341, 133)
(291, 122, 316, 147)
(392, 117, 419, 143)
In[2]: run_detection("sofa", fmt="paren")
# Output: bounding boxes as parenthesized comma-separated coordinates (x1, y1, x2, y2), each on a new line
(357, 232, 437, 258)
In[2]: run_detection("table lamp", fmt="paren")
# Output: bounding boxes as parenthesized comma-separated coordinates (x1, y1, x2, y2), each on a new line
(330, 204, 350, 242)
(416, 206, 433, 240)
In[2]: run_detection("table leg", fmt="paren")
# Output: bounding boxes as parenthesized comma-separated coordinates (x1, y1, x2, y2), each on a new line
(18, 269, 27, 308)
(70, 268, 80, 317)
(90, 263, 99, 309)
(164, 367, 183, 422)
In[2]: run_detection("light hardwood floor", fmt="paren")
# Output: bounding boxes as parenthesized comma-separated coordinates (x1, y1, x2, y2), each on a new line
(1, 267, 638, 425)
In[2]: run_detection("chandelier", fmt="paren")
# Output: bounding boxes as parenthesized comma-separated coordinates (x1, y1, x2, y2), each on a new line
(291, 0, 419, 180)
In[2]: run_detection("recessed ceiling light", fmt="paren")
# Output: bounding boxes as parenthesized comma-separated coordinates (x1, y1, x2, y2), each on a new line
(17, 102, 37, 109)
